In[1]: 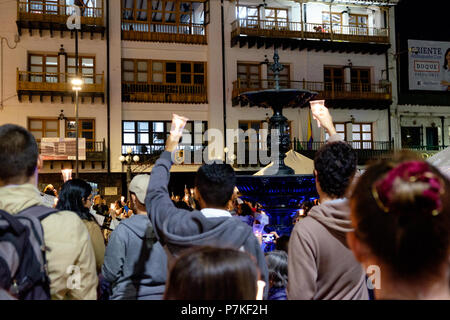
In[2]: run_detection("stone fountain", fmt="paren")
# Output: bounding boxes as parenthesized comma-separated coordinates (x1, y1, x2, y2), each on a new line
(238, 48, 318, 175)
(235, 49, 319, 232)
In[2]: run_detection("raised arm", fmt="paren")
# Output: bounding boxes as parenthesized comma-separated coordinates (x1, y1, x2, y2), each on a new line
(310, 102, 338, 139)
(145, 119, 189, 243)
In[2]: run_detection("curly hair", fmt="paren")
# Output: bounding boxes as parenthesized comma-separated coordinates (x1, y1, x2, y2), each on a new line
(314, 141, 357, 198)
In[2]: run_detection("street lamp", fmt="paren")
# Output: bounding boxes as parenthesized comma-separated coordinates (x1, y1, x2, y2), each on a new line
(119, 147, 140, 196)
(71, 77, 83, 178)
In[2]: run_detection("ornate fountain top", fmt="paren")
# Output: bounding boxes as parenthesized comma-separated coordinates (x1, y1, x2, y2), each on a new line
(269, 48, 284, 91)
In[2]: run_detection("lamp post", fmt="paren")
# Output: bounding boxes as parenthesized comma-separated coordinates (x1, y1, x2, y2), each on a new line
(71, 77, 83, 178)
(119, 147, 140, 196)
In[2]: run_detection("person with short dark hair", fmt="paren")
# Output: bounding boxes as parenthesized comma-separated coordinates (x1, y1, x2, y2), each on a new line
(102, 174, 168, 300)
(265, 250, 288, 300)
(288, 106, 368, 300)
(0, 124, 97, 299)
(145, 119, 269, 298)
(347, 153, 450, 300)
(164, 246, 265, 300)
(56, 179, 105, 273)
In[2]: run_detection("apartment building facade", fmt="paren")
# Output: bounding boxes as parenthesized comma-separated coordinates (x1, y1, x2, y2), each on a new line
(4, 0, 445, 197)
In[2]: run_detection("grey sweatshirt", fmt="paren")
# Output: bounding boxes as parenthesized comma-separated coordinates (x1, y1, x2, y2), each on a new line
(102, 214, 168, 300)
(145, 151, 269, 298)
(287, 199, 369, 300)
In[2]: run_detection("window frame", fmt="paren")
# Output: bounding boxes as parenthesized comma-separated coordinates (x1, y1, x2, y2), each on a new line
(324, 66, 345, 92)
(65, 118, 96, 152)
(28, 53, 59, 83)
(121, 59, 206, 86)
(352, 123, 373, 150)
(237, 62, 261, 89)
(121, 120, 208, 159)
(28, 118, 60, 143)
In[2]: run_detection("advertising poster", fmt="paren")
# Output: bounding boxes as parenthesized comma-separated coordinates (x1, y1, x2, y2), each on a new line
(408, 39, 450, 91)
(40, 138, 86, 160)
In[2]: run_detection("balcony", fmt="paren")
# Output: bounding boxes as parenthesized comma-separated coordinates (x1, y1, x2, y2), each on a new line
(121, 21, 207, 44)
(232, 79, 392, 109)
(231, 19, 390, 54)
(17, 0, 105, 38)
(293, 140, 394, 165)
(122, 82, 207, 104)
(17, 70, 105, 103)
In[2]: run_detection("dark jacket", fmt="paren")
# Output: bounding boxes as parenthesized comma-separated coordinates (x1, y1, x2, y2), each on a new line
(102, 214, 168, 300)
(145, 151, 269, 298)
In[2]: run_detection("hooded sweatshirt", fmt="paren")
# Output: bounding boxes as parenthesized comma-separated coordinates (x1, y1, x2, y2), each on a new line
(287, 198, 369, 300)
(0, 184, 98, 300)
(145, 151, 269, 297)
(102, 214, 168, 300)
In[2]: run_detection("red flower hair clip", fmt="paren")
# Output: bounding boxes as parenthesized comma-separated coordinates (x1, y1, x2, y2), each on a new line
(371, 161, 444, 216)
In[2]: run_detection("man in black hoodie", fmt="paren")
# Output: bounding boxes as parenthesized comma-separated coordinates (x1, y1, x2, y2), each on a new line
(145, 126, 269, 298)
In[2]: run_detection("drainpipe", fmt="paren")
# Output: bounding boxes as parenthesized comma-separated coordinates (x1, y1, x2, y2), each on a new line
(384, 9, 392, 148)
(221, 0, 227, 148)
(106, 0, 111, 174)
(441, 116, 445, 149)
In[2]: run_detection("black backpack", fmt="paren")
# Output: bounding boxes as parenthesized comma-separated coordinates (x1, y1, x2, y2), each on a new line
(0, 205, 57, 300)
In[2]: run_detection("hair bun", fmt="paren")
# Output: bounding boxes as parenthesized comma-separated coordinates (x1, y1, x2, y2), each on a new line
(373, 161, 444, 216)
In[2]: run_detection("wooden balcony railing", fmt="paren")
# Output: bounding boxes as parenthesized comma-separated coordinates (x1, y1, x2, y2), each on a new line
(232, 79, 392, 102)
(231, 19, 389, 44)
(17, 0, 104, 27)
(121, 20, 207, 44)
(17, 70, 104, 93)
(122, 82, 207, 104)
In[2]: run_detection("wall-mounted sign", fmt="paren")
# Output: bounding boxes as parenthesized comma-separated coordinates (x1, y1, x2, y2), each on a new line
(408, 39, 450, 91)
(104, 187, 118, 196)
(41, 138, 86, 161)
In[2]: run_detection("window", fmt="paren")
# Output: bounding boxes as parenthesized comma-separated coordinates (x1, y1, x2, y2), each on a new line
(325, 123, 347, 141)
(237, 63, 261, 89)
(264, 8, 288, 26)
(28, 118, 59, 142)
(267, 64, 290, 89)
(352, 123, 372, 149)
(122, 120, 208, 163)
(322, 12, 342, 33)
(66, 119, 95, 151)
(28, 0, 58, 15)
(28, 54, 59, 83)
(349, 14, 368, 35)
(122, 0, 205, 33)
(351, 68, 371, 92)
(67, 56, 96, 84)
(324, 67, 344, 92)
(121, 59, 206, 85)
(236, 5, 259, 27)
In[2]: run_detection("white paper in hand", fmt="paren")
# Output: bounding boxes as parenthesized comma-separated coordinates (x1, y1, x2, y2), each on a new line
(110, 218, 120, 230)
(92, 213, 105, 226)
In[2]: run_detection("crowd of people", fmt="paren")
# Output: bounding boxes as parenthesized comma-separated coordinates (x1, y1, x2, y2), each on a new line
(0, 104, 450, 300)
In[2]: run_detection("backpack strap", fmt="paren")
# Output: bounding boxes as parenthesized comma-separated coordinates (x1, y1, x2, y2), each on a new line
(0, 210, 27, 235)
(17, 206, 58, 221)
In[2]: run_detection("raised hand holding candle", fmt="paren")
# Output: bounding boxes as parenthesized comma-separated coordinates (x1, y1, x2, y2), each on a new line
(310, 100, 326, 128)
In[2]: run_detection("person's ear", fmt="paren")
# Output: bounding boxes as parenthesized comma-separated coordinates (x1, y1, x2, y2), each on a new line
(313, 169, 318, 178)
